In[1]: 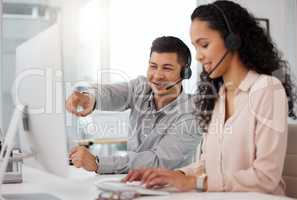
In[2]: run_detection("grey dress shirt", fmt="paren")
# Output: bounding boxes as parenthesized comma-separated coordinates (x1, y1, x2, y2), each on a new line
(95, 76, 201, 174)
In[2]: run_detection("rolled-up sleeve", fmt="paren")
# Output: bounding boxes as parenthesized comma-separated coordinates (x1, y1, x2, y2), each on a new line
(178, 136, 206, 176)
(95, 76, 146, 111)
(98, 118, 201, 174)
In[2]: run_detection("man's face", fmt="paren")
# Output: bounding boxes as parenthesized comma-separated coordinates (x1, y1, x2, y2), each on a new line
(147, 52, 182, 96)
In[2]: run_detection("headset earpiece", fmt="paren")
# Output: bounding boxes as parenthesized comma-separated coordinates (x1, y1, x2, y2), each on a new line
(212, 3, 241, 52)
(225, 33, 241, 51)
(181, 66, 192, 79)
(180, 46, 192, 80)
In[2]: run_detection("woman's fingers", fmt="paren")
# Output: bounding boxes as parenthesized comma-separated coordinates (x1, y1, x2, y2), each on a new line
(122, 170, 133, 182)
(122, 169, 143, 182)
(142, 168, 171, 185)
(141, 168, 158, 183)
(123, 168, 181, 190)
(142, 169, 163, 183)
(146, 177, 168, 188)
(125, 168, 196, 192)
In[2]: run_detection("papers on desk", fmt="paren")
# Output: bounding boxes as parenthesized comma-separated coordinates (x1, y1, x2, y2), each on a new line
(94, 177, 171, 196)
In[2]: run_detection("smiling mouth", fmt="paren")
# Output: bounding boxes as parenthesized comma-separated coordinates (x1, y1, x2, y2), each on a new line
(151, 82, 167, 89)
(203, 63, 212, 72)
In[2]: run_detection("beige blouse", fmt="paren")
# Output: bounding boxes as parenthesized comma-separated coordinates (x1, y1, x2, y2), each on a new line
(180, 70, 288, 195)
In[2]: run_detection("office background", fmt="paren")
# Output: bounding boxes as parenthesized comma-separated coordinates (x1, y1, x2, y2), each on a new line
(0, 0, 296, 155)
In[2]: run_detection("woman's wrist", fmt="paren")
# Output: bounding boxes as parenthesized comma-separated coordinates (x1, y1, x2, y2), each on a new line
(203, 176, 208, 192)
(189, 176, 197, 190)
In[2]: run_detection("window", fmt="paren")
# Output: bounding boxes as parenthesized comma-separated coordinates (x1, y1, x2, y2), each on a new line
(109, 0, 198, 93)
(79, 0, 198, 93)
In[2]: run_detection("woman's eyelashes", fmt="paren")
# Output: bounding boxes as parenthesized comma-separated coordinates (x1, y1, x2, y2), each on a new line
(201, 43, 209, 48)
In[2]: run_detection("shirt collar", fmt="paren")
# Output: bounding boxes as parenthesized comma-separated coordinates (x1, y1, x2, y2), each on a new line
(148, 87, 189, 114)
(219, 70, 259, 96)
(238, 70, 260, 92)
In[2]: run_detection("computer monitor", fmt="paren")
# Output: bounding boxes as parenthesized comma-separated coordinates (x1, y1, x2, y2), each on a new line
(13, 19, 69, 178)
(0, 19, 69, 200)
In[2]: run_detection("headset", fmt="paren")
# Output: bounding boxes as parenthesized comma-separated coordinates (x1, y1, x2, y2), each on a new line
(180, 48, 192, 79)
(212, 3, 241, 51)
(165, 45, 192, 90)
(201, 2, 242, 81)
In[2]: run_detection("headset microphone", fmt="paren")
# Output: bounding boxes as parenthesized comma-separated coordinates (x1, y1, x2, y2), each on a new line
(165, 79, 183, 90)
(201, 50, 229, 81)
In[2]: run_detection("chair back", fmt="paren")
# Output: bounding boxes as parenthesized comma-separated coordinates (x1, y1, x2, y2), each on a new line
(283, 123, 297, 198)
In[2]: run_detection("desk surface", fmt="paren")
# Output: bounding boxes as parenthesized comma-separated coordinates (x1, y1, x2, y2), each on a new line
(2, 166, 294, 200)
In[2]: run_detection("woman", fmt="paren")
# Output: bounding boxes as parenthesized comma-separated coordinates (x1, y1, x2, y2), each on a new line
(123, 0, 296, 195)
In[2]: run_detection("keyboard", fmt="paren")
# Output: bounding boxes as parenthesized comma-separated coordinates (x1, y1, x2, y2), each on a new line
(94, 177, 170, 196)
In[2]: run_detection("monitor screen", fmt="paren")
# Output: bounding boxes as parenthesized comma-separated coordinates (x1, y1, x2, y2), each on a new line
(14, 19, 69, 177)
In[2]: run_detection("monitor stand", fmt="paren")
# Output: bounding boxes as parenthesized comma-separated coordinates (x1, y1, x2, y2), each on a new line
(2, 193, 61, 200)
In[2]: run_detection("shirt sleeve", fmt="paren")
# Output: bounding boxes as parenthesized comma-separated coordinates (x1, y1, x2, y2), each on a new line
(94, 76, 147, 111)
(98, 118, 201, 174)
(177, 135, 206, 176)
(222, 78, 288, 193)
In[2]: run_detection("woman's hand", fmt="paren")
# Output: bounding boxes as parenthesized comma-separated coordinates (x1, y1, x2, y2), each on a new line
(123, 168, 196, 192)
(122, 168, 147, 182)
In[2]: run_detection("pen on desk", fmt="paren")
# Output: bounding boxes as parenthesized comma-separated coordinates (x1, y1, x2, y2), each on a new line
(77, 140, 94, 148)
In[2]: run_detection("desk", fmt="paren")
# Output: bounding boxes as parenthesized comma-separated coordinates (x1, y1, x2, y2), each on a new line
(77, 138, 128, 156)
(78, 138, 128, 146)
(1, 166, 295, 200)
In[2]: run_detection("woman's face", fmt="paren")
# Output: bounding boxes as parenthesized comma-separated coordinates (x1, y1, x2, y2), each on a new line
(190, 19, 232, 79)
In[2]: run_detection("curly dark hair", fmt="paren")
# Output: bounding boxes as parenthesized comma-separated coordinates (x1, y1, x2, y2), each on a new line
(192, 0, 297, 131)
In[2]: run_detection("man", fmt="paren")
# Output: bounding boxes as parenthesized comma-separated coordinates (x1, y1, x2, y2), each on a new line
(66, 36, 200, 174)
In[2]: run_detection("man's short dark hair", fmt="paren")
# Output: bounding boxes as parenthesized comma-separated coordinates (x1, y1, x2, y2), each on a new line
(150, 36, 191, 68)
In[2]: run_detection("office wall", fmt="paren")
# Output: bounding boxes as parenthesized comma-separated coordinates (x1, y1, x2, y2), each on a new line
(285, 0, 297, 76)
(234, 0, 296, 76)
(60, 0, 95, 83)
